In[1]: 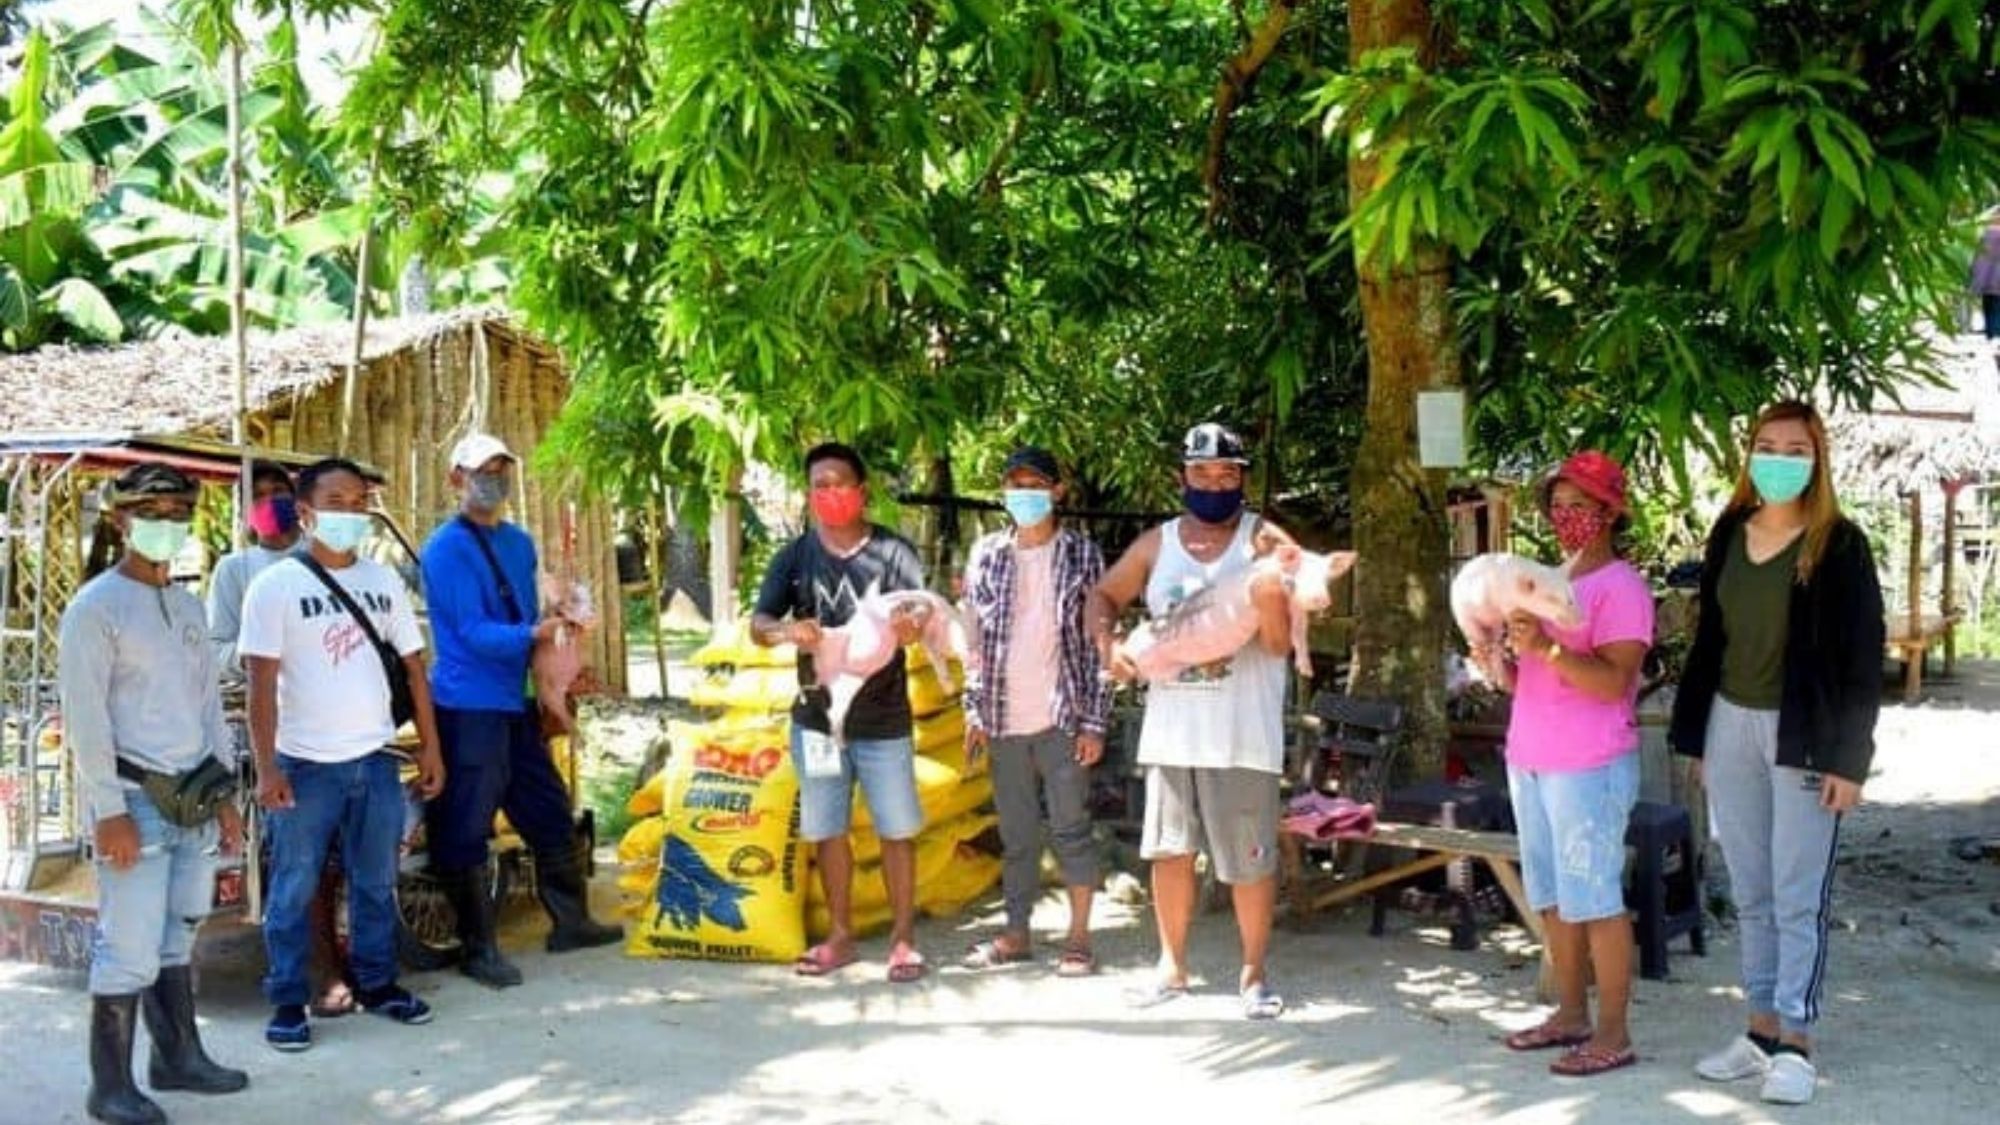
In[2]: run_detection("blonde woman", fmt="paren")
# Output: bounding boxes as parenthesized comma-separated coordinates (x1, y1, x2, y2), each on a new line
(1669, 401, 1884, 1107)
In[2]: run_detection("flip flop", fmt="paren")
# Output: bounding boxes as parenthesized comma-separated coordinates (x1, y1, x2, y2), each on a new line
(1125, 979, 1189, 1009)
(309, 980, 357, 1019)
(794, 943, 859, 977)
(1550, 1044, 1638, 1077)
(1054, 947, 1098, 978)
(961, 939, 1033, 971)
(1241, 980, 1285, 1021)
(1505, 1021, 1593, 1052)
(887, 948, 927, 984)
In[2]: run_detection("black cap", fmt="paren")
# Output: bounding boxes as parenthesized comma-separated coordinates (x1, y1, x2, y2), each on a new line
(1002, 446, 1062, 483)
(1181, 422, 1250, 465)
(108, 462, 199, 507)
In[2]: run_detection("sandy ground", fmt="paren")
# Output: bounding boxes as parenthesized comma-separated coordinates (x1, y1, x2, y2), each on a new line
(4, 666, 1996, 1125)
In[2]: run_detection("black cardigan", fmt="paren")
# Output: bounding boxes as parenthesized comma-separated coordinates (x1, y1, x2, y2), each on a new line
(1668, 509, 1885, 783)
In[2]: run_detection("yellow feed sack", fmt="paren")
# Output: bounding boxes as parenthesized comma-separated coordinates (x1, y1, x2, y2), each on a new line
(922, 847, 1005, 919)
(806, 813, 999, 913)
(913, 708, 965, 756)
(688, 628, 797, 669)
(626, 771, 666, 818)
(617, 816, 668, 866)
(852, 753, 963, 832)
(626, 729, 807, 963)
(807, 898, 893, 942)
(906, 661, 963, 717)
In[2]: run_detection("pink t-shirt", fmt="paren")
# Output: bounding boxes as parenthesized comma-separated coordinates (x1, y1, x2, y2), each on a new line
(1001, 542, 1062, 737)
(1505, 559, 1655, 772)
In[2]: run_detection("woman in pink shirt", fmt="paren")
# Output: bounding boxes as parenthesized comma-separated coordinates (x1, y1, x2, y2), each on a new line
(1473, 451, 1655, 1077)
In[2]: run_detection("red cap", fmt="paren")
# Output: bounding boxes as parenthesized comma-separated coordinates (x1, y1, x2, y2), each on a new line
(1550, 450, 1628, 515)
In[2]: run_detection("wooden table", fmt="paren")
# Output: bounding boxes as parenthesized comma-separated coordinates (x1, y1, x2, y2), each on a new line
(1885, 612, 1963, 702)
(1282, 820, 1557, 999)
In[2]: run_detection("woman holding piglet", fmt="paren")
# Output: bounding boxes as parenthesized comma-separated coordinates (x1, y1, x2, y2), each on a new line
(1470, 451, 1655, 1077)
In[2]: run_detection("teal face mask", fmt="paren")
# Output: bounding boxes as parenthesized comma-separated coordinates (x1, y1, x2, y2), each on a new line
(128, 519, 191, 564)
(1002, 488, 1054, 528)
(310, 511, 374, 553)
(1749, 453, 1814, 504)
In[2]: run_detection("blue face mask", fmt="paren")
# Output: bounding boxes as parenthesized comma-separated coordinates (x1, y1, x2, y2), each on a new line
(1002, 488, 1054, 528)
(1183, 485, 1244, 525)
(310, 511, 373, 554)
(1748, 453, 1813, 505)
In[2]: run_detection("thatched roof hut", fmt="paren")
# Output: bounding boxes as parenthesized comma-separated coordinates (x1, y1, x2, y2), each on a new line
(0, 311, 627, 694)
(1830, 336, 2000, 500)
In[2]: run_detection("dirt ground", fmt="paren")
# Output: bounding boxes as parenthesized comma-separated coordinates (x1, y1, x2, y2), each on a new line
(4, 665, 1996, 1125)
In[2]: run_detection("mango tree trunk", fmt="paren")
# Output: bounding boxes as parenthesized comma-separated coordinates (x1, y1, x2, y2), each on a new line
(1346, 0, 1457, 781)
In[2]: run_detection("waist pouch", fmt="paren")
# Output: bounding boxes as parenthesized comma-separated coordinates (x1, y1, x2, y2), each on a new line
(117, 757, 237, 828)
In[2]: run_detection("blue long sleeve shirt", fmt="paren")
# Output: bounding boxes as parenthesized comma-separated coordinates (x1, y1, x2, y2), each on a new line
(421, 516, 539, 713)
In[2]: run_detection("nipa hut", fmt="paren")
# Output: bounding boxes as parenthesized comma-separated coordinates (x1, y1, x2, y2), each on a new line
(1828, 334, 2000, 690)
(0, 310, 627, 693)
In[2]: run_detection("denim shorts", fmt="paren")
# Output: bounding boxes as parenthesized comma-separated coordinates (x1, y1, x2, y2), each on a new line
(1508, 753, 1639, 923)
(790, 727, 925, 843)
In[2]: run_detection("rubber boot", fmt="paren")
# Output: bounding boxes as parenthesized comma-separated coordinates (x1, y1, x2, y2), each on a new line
(535, 845, 623, 953)
(142, 966, 249, 1094)
(439, 864, 522, 988)
(87, 994, 166, 1125)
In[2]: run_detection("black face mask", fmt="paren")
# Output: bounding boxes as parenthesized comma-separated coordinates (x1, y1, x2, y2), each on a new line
(1183, 485, 1244, 524)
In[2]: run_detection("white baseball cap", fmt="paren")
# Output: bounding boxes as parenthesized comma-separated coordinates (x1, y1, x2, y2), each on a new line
(450, 432, 518, 472)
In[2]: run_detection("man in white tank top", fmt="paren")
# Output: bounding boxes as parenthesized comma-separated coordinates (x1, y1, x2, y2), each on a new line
(1088, 423, 1295, 1020)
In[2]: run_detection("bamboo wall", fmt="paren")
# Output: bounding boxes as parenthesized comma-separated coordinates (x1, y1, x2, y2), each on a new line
(254, 321, 628, 694)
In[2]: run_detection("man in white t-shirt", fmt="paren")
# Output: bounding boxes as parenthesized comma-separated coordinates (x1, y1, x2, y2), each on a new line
(240, 458, 445, 1053)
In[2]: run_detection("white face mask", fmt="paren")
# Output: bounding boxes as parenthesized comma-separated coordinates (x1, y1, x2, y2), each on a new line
(127, 518, 192, 564)
(309, 511, 373, 553)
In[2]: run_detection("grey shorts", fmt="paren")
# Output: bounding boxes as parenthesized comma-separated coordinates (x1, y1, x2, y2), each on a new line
(1140, 765, 1281, 885)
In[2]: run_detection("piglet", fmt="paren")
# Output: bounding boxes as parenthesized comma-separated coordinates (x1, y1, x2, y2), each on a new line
(1448, 552, 1583, 653)
(532, 576, 597, 739)
(1121, 547, 1358, 681)
(812, 582, 966, 743)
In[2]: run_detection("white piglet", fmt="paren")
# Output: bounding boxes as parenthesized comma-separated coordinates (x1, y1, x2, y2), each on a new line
(1449, 552, 1584, 653)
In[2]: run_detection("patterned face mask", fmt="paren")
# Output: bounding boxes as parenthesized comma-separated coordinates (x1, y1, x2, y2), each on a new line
(1549, 504, 1611, 554)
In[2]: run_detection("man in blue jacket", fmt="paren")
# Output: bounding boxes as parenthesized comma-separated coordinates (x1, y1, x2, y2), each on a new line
(421, 433, 621, 988)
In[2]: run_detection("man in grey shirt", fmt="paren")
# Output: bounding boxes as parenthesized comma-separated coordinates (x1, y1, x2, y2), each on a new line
(208, 460, 301, 692)
(60, 462, 250, 1124)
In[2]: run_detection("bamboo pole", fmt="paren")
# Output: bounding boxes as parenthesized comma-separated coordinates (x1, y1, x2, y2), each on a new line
(1942, 478, 1963, 676)
(1907, 489, 1923, 638)
(340, 153, 377, 450)
(226, 40, 249, 551)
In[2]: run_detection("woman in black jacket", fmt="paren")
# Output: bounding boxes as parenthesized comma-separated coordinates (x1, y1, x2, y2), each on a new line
(1669, 400, 1884, 1107)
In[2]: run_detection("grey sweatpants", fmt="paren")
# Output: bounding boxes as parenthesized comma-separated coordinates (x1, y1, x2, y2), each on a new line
(1705, 697, 1843, 1036)
(990, 727, 1098, 932)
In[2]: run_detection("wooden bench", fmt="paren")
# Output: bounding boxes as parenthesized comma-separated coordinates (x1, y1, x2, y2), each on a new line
(1282, 820, 1556, 998)
(1885, 612, 1962, 703)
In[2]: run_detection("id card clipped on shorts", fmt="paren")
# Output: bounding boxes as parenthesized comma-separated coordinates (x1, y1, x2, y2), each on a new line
(799, 727, 844, 780)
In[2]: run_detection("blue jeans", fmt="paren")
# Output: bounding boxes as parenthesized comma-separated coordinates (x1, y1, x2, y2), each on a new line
(91, 788, 218, 995)
(262, 753, 403, 1006)
(1508, 753, 1639, 923)
(426, 706, 576, 871)
(789, 728, 925, 843)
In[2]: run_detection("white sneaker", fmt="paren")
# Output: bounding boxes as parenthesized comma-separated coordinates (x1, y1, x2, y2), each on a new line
(1695, 1035, 1772, 1082)
(1761, 1053, 1819, 1105)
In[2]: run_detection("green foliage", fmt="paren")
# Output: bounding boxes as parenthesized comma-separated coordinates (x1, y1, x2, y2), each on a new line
(1, 14, 375, 351)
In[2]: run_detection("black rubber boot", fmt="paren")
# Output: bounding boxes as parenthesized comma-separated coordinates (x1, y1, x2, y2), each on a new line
(142, 966, 248, 1094)
(87, 994, 167, 1125)
(535, 845, 623, 953)
(439, 864, 522, 989)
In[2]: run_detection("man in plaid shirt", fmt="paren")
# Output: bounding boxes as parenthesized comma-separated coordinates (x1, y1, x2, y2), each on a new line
(958, 447, 1112, 976)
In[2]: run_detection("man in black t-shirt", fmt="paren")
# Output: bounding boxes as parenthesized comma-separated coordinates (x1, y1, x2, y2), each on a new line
(752, 442, 931, 983)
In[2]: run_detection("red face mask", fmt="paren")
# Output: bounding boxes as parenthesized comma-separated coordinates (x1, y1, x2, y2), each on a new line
(809, 485, 865, 527)
(1549, 505, 1611, 554)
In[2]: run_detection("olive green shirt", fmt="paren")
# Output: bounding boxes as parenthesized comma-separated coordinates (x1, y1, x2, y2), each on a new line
(1717, 525, 1801, 710)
